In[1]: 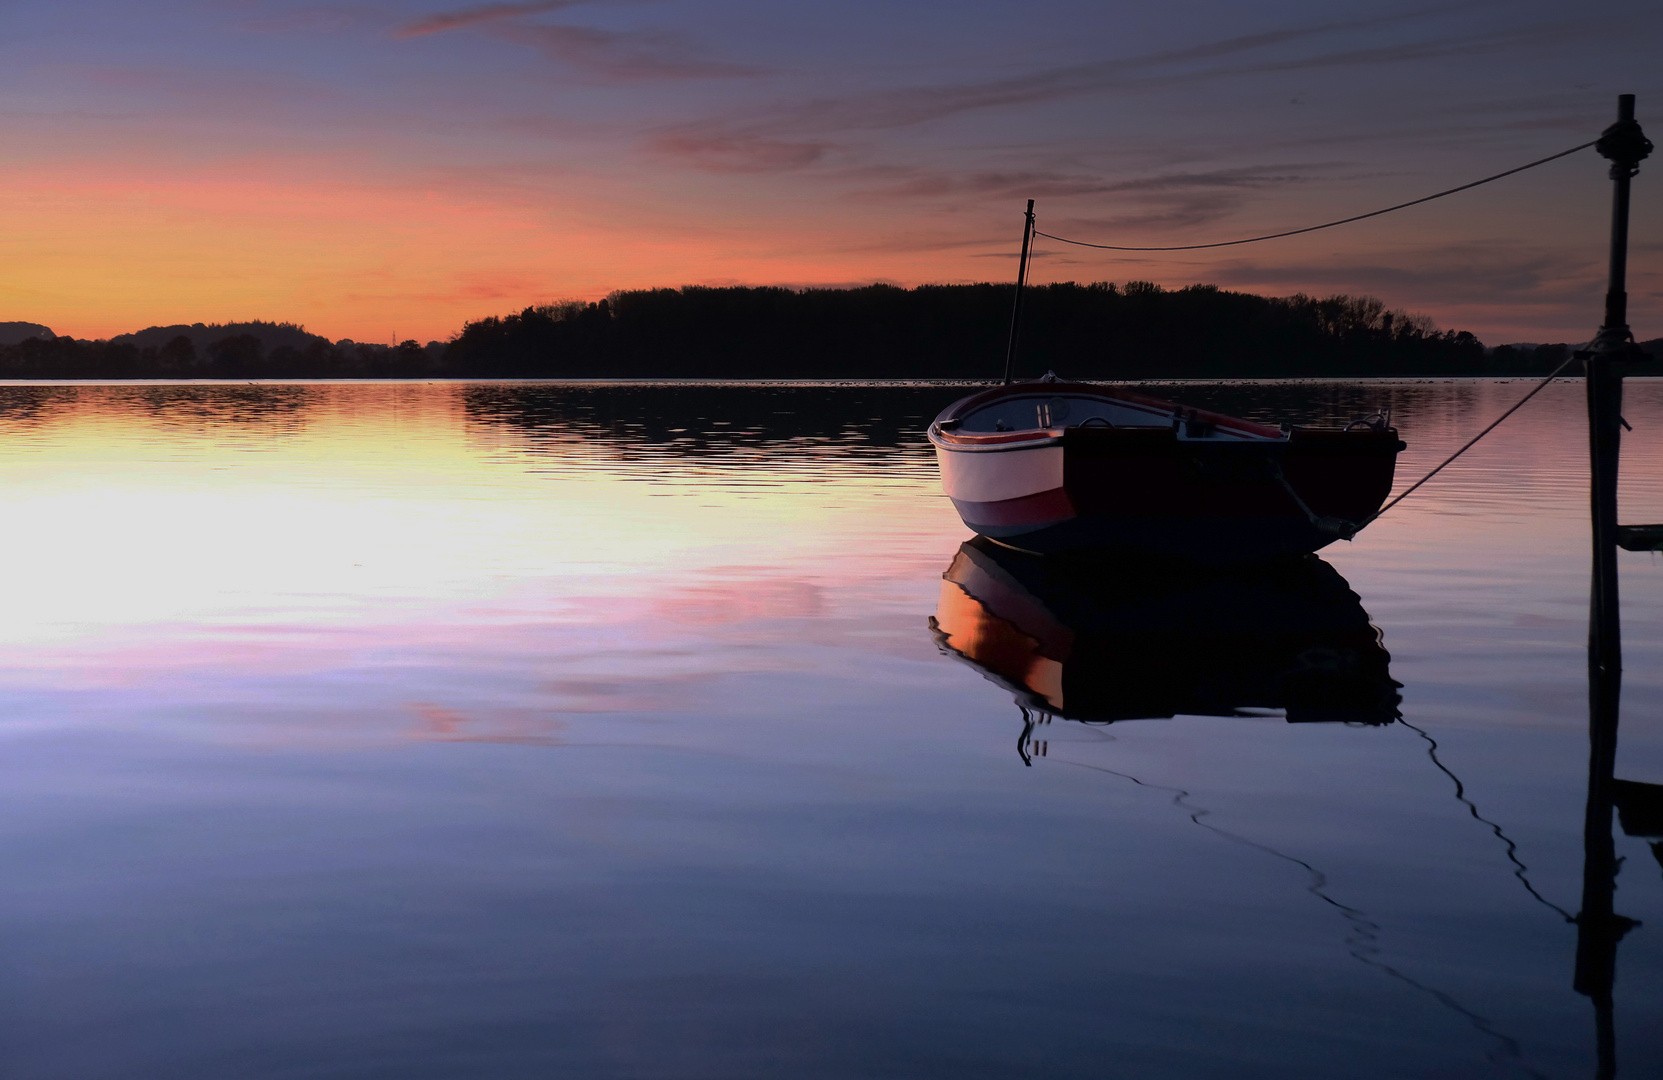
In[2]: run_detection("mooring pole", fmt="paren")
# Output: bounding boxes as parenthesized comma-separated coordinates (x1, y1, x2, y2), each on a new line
(1587, 94, 1650, 664)
(1575, 92, 1651, 1080)
(1002, 199, 1037, 385)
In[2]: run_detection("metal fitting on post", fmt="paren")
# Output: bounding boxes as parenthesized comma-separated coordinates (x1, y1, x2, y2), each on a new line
(1596, 95, 1652, 180)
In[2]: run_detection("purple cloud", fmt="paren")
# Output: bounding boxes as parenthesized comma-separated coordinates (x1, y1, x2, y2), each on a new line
(395, 2, 586, 39)
(393, 2, 759, 80)
(493, 22, 759, 79)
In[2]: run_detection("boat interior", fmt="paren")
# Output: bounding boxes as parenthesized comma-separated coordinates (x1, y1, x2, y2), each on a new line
(947, 392, 1279, 441)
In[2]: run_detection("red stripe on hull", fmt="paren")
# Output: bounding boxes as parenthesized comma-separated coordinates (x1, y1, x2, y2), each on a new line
(953, 486, 1075, 528)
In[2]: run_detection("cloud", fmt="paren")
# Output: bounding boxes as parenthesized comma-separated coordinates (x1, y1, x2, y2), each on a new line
(828, 163, 1333, 237)
(638, 16, 1429, 163)
(395, 1, 587, 39)
(1206, 243, 1602, 306)
(1086, 165, 1335, 195)
(746, 15, 1549, 136)
(239, 7, 371, 34)
(641, 10, 1617, 181)
(1016, 164, 1339, 232)
(408, 270, 555, 306)
(393, 1, 757, 80)
(648, 132, 834, 172)
(1061, 195, 1258, 233)
(493, 22, 759, 79)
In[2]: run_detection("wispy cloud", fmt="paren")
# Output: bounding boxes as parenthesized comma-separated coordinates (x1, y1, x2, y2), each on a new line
(395, 1, 588, 39)
(808, 162, 1335, 238)
(493, 22, 759, 79)
(646, 11, 1611, 179)
(1026, 165, 1339, 231)
(738, 13, 1541, 136)
(647, 132, 833, 172)
(393, 1, 759, 80)
(1209, 242, 1602, 305)
(238, 6, 372, 34)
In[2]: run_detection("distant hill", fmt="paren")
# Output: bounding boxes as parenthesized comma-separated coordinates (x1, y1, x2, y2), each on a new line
(0, 322, 54, 346)
(109, 321, 333, 353)
(0, 326, 432, 379)
(1491, 337, 1663, 368)
(5, 283, 1655, 380)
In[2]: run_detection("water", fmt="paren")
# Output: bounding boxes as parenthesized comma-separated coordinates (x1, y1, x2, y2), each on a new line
(0, 379, 1658, 1079)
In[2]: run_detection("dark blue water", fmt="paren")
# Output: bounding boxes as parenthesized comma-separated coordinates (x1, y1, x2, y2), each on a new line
(0, 380, 1657, 1078)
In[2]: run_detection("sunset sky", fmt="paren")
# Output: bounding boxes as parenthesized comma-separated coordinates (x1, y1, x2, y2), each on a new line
(4, 0, 1662, 345)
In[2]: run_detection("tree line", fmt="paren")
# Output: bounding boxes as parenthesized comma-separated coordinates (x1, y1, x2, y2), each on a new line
(0, 282, 1605, 379)
(0, 329, 442, 380)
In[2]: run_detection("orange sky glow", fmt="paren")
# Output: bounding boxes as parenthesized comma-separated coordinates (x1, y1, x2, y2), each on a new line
(4, 1, 1663, 345)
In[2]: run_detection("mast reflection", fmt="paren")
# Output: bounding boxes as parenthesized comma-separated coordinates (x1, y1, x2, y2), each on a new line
(930, 539, 1401, 756)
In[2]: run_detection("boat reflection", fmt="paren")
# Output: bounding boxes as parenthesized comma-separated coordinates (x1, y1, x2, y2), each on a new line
(930, 539, 1401, 753)
(1614, 779, 1663, 878)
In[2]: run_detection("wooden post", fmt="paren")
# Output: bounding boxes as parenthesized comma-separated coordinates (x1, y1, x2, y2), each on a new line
(1586, 94, 1648, 670)
(1002, 200, 1036, 385)
(1575, 92, 1651, 1080)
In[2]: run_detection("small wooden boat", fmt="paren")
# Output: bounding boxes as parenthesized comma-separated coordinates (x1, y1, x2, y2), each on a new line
(945, 201, 1406, 563)
(928, 376, 1404, 563)
(929, 538, 1401, 735)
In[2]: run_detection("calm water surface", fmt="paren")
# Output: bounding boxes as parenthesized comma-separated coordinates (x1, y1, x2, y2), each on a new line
(0, 380, 1660, 1079)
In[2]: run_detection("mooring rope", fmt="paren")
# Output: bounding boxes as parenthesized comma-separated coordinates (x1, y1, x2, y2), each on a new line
(1364, 353, 1580, 528)
(1054, 755, 1544, 1074)
(1033, 141, 1597, 251)
(1398, 720, 1578, 923)
(1008, 137, 1600, 530)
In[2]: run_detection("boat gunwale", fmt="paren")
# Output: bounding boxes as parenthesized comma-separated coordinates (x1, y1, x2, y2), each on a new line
(929, 379, 1289, 446)
(928, 428, 1066, 452)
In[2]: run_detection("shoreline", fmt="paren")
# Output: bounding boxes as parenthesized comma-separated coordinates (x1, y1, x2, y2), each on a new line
(0, 375, 1650, 388)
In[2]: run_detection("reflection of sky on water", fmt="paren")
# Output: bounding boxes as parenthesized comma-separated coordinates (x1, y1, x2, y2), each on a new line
(0, 381, 1660, 1077)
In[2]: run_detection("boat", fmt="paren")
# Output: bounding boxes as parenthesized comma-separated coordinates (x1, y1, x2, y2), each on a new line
(928, 376, 1404, 563)
(937, 199, 1405, 563)
(929, 538, 1401, 749)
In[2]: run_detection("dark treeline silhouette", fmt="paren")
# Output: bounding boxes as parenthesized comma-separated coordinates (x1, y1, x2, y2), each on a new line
(443, 283, 1500, 379)
(0, 322, 55, 347)
(2, 283, 1640, 379)
(109, 320, 334, 355)
(0, 327, 443, 379)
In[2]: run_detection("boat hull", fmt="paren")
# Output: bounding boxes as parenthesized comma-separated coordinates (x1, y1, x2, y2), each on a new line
(931, 384, 1401, 564)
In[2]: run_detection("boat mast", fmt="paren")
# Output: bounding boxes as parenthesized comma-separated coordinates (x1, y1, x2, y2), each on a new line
(1002, 199, 1036, 385)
